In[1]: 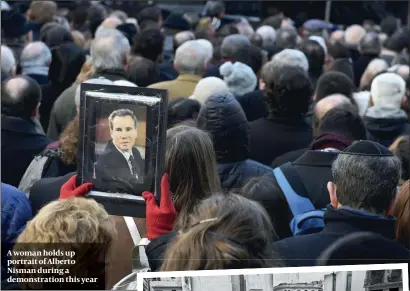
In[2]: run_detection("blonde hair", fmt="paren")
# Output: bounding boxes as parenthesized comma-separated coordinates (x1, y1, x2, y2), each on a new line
(359, 58, 388, 90)
(13, 198, 117, 289)
(71, 30, 86, 49)
(74, 58, 94, 86)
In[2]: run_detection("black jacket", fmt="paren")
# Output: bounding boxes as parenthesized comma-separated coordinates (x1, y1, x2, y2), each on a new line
(364, 116, 410, 148)
(1, 115, 52, 187)
(271, 148, 307, 168)
(251, 150, 338, 239)
(197, 94, 272, 192)
(249, 116, 312, 166)
(157, 62, 178, 82)
(236, 90, 268, 122)
(29, 172, 74, 215)
(271, 206, 409, 267)
(146, 232, 178, 271)
(94, 141, 144, 194)
(353, 54, 378, 87)
(204, 61, 227, 79)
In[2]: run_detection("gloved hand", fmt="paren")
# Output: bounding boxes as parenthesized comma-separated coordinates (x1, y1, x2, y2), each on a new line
(60, 175, 94, 200)
(142, 173, 177, 240)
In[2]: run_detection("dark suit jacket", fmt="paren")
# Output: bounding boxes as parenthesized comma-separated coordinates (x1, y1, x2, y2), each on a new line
(94, 141, 144, 194)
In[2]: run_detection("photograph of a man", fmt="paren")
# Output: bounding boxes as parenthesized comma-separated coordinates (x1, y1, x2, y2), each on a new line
(94, 108, 145, 194)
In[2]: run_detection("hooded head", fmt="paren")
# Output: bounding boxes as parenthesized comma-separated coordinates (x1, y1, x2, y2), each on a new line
(196, 93, 249, 163)
(219, 61, 257, 96)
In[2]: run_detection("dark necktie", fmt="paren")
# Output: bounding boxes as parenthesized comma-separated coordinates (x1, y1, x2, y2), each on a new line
(128, 156, 139, 178)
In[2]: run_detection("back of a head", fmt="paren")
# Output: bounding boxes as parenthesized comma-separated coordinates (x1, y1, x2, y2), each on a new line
(190, 77, 229, 105)
(28, 0, 57, 25)
(256, 25, 276, 49)
(384, 30, 409, 53)
(262, 63, 312, 119)
(328, 58, 355, 84)
(318, 105, 367, 141)
(40, 24, 74, 49)
(391, 135, 410, 182)
(127, 56, 160, 87)
(263, 15, 283, 30)
(344, 25, 366, 47)
(370, 72, 406, 109)
(204, 1, 225, 18)
(332, 140, 401, 214)
(196, 93, 249, 163)
(137, 5, 162, 24)
(235, 44, 264, 75)
(91, 28, 130, 71)
(132, 27, 164, 63)
(220, 34, 251, 60)
(165, 125, 220, 229)
(13, 197, 116, 289)
(359, 33, 381, 55)
(20, 41, 52, 68)
(167, 98, 202, 129)
(317, 231, 410, 266)
(160, 193, 275, 271)
(380, 16, 399, 37)
(174, 40, 208, 76)
(219, 61, 257, 96)
(299, 39, 325, 76)
(173, 31, 196, 53)
(271, 49, 309, 73)
(275, 27, 298, 50)
(328, 41, 351, 60)
(360, 58, 389, 90)
(316, 71, 355, 102)
(1, 45, 16, 75)
(2, 76, 41, 119)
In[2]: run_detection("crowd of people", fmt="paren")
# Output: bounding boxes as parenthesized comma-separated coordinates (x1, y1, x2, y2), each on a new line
(1, 0, 410, 289)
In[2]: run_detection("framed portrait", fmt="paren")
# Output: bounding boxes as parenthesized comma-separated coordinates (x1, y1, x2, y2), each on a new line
(77, 83, 168, 217)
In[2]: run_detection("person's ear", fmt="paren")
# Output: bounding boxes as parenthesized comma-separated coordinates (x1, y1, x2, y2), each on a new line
(32, 103, 40, 118)
(259, 79, 265, 90)
(327, 181, 338, 208)
(369, 94, 374, 107)
(312, 93, 317, 101)
(123, 55, 129, 70)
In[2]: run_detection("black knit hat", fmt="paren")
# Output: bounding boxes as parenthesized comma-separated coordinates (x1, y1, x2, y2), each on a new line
(339, 140, 394, 157)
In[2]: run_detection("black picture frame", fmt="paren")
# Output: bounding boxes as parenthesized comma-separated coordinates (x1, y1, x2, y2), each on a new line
(77, 83, 168, 217)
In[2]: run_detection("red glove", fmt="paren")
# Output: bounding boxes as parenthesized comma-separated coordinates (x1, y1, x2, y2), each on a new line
(60, 175, 94, 200)
(142, 173, 177, 240)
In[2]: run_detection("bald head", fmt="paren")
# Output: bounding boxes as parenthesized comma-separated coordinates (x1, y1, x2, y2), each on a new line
(329, 30, 344, 45)
(173, 31, 195, 53)
(344, 25, 366, 47)
(1, 76, 41, 118)
(314, 94, 352, 120)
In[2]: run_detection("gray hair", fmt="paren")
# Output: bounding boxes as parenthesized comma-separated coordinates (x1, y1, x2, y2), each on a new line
(344, 25, 366, 46)
(359, 33, 381, 55)
(196, 39, 213, 63)
(108, 108, 138, 130)
(1, 45, 16, 74)
(332, 152, 401, 214)
(74, 77, 137, 108)
(271, 49, 309, 72)
(174, 40, 209, 75)
(20, 41, 51, 68)
(220, 34, 250, 59)
(91, 28, 130, 71)
(256, 25, 276, 49)
(275, 27, 298, 49)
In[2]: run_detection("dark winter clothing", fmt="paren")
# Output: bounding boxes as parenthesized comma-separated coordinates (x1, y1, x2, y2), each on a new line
(196, 93, 273, 192)
(364, 115, 410, 148)
(236, 90, 268, 122)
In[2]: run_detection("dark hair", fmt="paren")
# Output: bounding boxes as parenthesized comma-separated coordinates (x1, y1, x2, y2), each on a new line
(315, 71, 355, 102)
(332, 145, 401, 214)
(384, 30, 409, 53)
(393, 135, 410, 181)
(127, 56, 160, 87)
(2, 76, 41, 118)
(136, 5, 162, 24)
(165, 125, 221, 230)
(217, 23, 239, 38)
(380, 16, 399, 37)
(236, 44, 264, 75)
(40, 24, 74, 48)
(318, 106, 367, 141)
(328, 42, 351, 60)
(220, 34, 251, 60)
(263, 15, 282, 30)
(204, 1, 225, 18)
(250, 33, 263, 48)
(139, 20, 161, 31)
(161, 193, 278, 271)
(263, 65, 313, 118)
(275, 28, 297, 50)
(328, 58, 355, 84)
(108, 108, 138, 130)
(168, 98, 201, 129)
(299, 39, 325, 77)
(132, 27, 165, 62)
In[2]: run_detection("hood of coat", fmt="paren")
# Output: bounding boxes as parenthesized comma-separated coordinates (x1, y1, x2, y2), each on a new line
(196, 93, 250, 163)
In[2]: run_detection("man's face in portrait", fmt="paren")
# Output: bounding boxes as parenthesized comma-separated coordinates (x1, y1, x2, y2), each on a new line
(110, 115, 138, 151)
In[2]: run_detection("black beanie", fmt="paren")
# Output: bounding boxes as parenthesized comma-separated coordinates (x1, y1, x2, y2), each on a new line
(339, 140, 394, 157)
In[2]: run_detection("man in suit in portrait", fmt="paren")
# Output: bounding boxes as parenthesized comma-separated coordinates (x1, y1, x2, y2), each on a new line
(94, 108, 144, 194)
